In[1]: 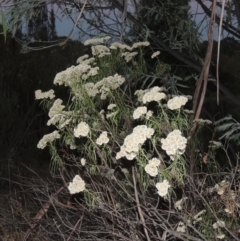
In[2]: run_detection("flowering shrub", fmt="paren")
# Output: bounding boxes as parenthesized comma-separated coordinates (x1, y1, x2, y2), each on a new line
(33, 37, 239, 240)
(36, 36, 192, 194)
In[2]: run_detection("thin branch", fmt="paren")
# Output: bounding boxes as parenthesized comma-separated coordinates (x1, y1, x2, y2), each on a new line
(132, 167, 151, 241)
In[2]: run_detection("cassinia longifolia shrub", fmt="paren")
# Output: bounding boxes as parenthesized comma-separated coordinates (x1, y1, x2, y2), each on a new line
(35, 36, 192, 199)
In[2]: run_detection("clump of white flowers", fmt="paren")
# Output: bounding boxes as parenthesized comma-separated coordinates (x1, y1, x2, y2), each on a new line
(96, 131, 109, 146)
(81, 158, 86, 166)
(151, 51, 160, 59)
(107, 104, 117, 110)
(74, 122, 90, 138)
(122, 51, 138, 62)
(167, 96, 188, 110)
(131, 41, 150, 49)
(174, 197, 188, 211)
(110, 42, 131, 51)
(37, 130, 60, 149)
(214, 180, 229, 196)
(156, 180, 171, 197)
(35, 89, 55, 100)
(133, 106, 147, 119)
(212, 220, 225, 229)
(161, 129, 187, 160)
(141, 86, 166, 104)
(84, 36, 111, 46)
(47, 99, 72, 127)
(116, 125, 154, 160)
(93, 74, 125, 100)
(68, 175, 86, 194)
(91, 45, 110, 56)
(144, 158, 161, 177)
(53, 59, 99, 87)
(176, 221, 186, 233)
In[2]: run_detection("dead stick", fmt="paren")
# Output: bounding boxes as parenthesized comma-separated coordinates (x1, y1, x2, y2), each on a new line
(132, 167, 150, 241)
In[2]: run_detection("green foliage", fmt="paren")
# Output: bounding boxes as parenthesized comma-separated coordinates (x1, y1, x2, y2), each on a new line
(215, 115, 240, 145)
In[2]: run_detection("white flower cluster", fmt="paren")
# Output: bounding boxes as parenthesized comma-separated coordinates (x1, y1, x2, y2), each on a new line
(96, 131, 109, 146)
(151, 51, 160, 59)
(94, 74, 125, 100)
(155, 180, 171, 197)
(106, 104, 117, 119)
(122, 51, 138, 62)
(213, 220, 226, 229)
(84, 36, 111, 46)
(68, 175, 86, 194)
(133, 106, 147, 119)
(37, 130, 60, 149)
(161, 129, 187, 160)
(131, 41, 150, 49)
(77, 56, 95, 65)
(110, 42, 131, 51)
(91, 45, 110, 56)
(176, 221, 186, 233)
(214, 180, 229, 196)
(74, 122, 90, 138)
(110, 41, 149, 51)
(47, 99, 71, 128)
(78, 74, 125, 99)
(144, 158, 161, 177)
(107, 104, 117, 110)
(167, 96, 188, 110)
(35, 89, 55, 100)
(133, 106, 153, 120)
(76, 54, 89, 64)
(141, 87, 166, 104)
(174, 197, 188, 211)
(81, 158, 86, 166)
(116, 125, 154, 160)
(212, 220, 226, 240)
(53, 60, 99, 86)
(83, 82, 99, 97)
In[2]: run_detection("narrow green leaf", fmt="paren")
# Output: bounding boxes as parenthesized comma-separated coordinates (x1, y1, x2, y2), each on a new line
(1, 11, 7, 42)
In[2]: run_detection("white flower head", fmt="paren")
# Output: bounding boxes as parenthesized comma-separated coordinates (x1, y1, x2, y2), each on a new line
(151, 51, 160, 59)
(131, 41, 150, 49)
(37, 130, 60, 149)
(216, 234, 225, 240)
(122, 51, 138, 62)
(146, 110, 153, 119)
(76, 54, 89, 64)
(142, 87, 166, 104)
(213, 220, 225, 229)
(161, 129, 187, 158)
(74, 122, 90, 137)
(107, 104, 117, 110)
(110, 42, 131, 51)
(174, 197, 188, 211)
(145, 164, 158, 177)
(91, 45, 110, 56)
(156, 180, 171, 197)
(84, 36, 111, 46)
(133, 106, 147, 119)
(176, 221, 186, 233)
(35, 89, 55, 100)
(167, 96, 188, 110)
(81, 158, 86, 166)
(149, 158, 161, 167)
(96, 131, 109, 146)
(68, 175, 86, 194)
